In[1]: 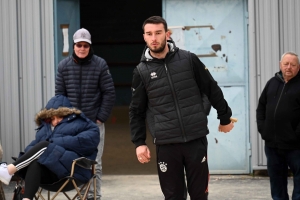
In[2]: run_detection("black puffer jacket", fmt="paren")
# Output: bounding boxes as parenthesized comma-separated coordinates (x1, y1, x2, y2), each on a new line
(256, 71, 300, 149)
(129, 41, 232, 147)
(55, 55, 115, 122)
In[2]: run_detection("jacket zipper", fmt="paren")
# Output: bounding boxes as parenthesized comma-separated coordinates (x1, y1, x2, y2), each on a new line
(78, 65, 82, 110)
(164, 63, 187, 142)
(273, 83, 285, 145)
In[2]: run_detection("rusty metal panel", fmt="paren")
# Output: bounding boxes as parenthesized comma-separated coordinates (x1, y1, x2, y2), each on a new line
(163, 0, 250, 174)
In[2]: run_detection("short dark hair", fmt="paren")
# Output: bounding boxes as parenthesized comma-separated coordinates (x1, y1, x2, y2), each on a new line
(142, 16, 168, 32)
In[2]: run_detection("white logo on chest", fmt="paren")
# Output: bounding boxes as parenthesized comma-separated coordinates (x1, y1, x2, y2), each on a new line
(150, 72, 158, 79)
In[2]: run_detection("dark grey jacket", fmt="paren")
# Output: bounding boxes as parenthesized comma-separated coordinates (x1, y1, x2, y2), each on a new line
(129, 41, 231, 147)
(55, 55, 115, 122)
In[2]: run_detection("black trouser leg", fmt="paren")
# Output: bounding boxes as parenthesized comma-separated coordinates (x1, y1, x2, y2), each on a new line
(22, 160, 59, 199)
(184, 137, 209, 200)
(156, 143, 185, 200)
(156, 137, 209, 200)
(13, 141, 49, 170)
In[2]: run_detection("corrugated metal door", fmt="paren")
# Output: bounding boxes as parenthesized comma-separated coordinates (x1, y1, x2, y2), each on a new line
(163, 0, 249, 173)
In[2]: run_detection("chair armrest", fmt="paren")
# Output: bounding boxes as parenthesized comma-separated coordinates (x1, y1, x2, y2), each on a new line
(73, 157, 97, 169)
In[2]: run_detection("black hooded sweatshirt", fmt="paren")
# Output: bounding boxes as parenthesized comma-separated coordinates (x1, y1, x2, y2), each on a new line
(256, 71, 300, 149)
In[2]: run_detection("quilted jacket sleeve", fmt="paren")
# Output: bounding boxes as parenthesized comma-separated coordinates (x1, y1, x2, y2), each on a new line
(96, 59, 116, 122)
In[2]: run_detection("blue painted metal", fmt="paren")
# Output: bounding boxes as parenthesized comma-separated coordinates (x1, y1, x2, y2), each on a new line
(163, 0, 249, 174)
(53, 0, 80, 72)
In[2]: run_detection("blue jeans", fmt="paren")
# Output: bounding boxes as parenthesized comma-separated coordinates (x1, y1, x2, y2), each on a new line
(88, 122, 105, 199)
(265, 146, 300, 200)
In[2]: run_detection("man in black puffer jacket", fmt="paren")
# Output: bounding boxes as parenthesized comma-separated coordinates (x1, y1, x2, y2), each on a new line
(256, 51, 300, 200)
(129, 16, 234, 200)
(55, 28, 115, 200)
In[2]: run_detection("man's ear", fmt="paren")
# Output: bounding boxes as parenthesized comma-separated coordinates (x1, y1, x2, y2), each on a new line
(166, 31, 171, 40)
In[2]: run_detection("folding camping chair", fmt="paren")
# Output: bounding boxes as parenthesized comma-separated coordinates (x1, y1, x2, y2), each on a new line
(33, 157, 97, 200)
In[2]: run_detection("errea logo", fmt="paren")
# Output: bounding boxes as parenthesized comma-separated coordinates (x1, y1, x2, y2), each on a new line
(150, 72, 157, 79)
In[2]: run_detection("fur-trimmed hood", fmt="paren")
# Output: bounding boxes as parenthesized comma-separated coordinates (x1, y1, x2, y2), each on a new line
(35, 95, 81, 126)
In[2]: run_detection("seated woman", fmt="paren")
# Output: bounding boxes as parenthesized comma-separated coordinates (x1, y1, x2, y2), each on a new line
(0, 95, 100, 200)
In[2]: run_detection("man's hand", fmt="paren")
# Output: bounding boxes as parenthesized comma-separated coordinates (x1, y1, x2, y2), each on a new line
(218, 122, 234, 133)
(136, 145, 151, 164)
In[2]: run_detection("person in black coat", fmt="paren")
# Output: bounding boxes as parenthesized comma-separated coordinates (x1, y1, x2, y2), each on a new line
(256, 51, 300, 200)
(0, 95, 99, 200)
(55, 28, 115, 200)
(129, 16, 233, 200)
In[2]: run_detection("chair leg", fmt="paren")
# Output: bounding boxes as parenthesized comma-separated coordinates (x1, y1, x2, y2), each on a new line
(93, 175, 97, 200)
(49, 179, 71, 200)
(35, 187, 45, 200)
(79, 176, 96, 200)
(71, 180, 85, 200)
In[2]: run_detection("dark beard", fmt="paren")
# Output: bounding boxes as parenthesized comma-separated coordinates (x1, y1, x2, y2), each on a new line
(148, 39, 167, 53)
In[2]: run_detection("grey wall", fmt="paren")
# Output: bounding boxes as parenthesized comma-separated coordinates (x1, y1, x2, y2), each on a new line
(0, 0, 55, 161)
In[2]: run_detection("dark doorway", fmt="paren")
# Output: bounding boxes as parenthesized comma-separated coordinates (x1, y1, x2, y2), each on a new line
(80, 0, 162, 105)
(80, 1, 162, 175)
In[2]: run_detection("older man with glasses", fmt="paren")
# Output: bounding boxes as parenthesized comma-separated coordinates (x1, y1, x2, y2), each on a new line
(55, 28, 116, 200)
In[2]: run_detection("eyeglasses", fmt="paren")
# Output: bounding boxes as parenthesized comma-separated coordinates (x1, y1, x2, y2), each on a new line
(75, 43, 90, 48)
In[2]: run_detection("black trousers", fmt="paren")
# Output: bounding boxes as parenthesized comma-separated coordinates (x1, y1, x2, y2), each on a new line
(13, 141, 59, 199)
(265, 146, 300, 200)
(156, 137, 209, 200)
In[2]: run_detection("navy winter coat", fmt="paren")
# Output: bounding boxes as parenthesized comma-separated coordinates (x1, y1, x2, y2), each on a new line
(24, 95, 100, 183)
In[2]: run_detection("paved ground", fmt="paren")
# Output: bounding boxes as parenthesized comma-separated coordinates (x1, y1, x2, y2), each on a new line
(3, 175, 294, 200)
(1, 108, 295, 199)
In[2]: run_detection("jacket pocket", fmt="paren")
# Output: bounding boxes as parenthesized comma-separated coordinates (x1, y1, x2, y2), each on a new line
(278, 122, 299, 144)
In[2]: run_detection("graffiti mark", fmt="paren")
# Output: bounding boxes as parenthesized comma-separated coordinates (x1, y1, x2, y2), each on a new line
(211, 44, 229, 63)
(215, 138, 218, 144)
(212, 44, 221, 52)
(183, 25, 214, 30)
(212, 65, 227, 72)
(197, 53, 217, 57)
